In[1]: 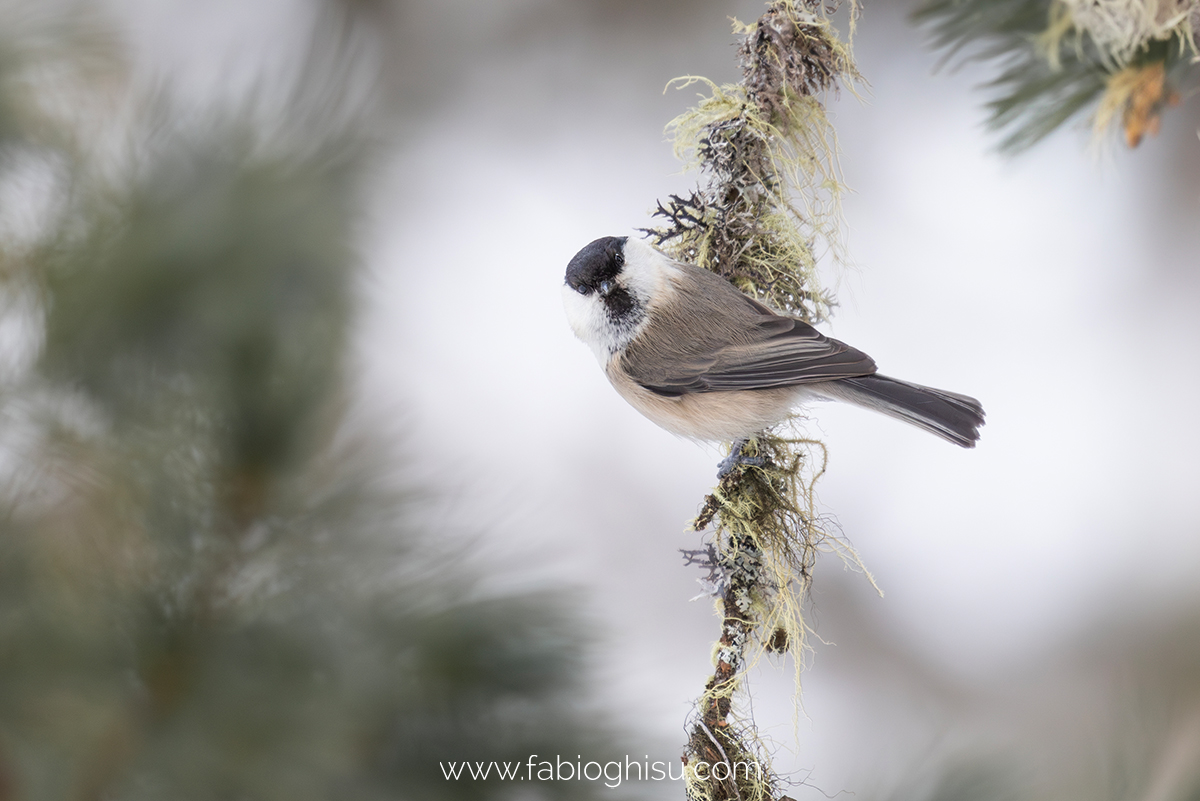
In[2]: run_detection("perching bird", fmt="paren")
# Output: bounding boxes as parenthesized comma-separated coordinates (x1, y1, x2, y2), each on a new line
(562, 236, 984, 463)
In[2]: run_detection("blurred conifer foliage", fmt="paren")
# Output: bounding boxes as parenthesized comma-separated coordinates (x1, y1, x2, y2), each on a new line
(914, 0, 1198, 151)
(0, 9, 626, 801)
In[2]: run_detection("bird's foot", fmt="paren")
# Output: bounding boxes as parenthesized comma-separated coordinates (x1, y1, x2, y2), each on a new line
(717, 439, 765, 479)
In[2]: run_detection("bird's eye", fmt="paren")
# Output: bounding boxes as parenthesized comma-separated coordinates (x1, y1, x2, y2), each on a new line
(598, 280, 613, 295)
(574, 283, 590, 295)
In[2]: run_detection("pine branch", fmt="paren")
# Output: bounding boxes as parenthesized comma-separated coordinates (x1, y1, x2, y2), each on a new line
(0, 10, 634, 799)
(913, 0, 1198, 152)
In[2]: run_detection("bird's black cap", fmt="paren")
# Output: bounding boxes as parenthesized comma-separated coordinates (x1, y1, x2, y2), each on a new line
(565, 236, 627, 293)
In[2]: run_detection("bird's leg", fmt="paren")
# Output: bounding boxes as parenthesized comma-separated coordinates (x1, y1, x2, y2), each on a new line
(716, 438, 766, 479)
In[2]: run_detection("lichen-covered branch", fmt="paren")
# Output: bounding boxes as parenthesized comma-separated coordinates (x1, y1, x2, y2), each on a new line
(684, 436, 870, 801)
(650, 6, 870, 798)
(646, 1, 858, 324)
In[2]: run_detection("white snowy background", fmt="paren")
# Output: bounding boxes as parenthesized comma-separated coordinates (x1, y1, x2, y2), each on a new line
(99, 0, 1200, 796)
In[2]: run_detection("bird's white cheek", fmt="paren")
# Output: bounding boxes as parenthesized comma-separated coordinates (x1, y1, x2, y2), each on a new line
(561, 285, 613, 365)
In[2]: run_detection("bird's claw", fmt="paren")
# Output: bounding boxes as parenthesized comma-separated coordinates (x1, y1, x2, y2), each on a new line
(716, 439, 765, 479)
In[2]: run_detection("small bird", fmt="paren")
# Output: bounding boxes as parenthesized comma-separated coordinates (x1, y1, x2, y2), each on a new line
(562, 236, 984, 464)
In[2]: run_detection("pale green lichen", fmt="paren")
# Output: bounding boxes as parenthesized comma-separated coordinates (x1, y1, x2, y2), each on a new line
(656, 6, 865, 798)
(695, 434, 876, 698)
(1055, 0, 1199, 66)
(648, 2, 858, 324)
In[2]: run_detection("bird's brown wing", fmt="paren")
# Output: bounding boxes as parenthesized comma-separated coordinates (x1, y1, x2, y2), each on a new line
(622, 292, 877, 397)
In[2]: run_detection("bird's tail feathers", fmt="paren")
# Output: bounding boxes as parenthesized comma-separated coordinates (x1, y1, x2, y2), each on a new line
(825, 374, 985, 448)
